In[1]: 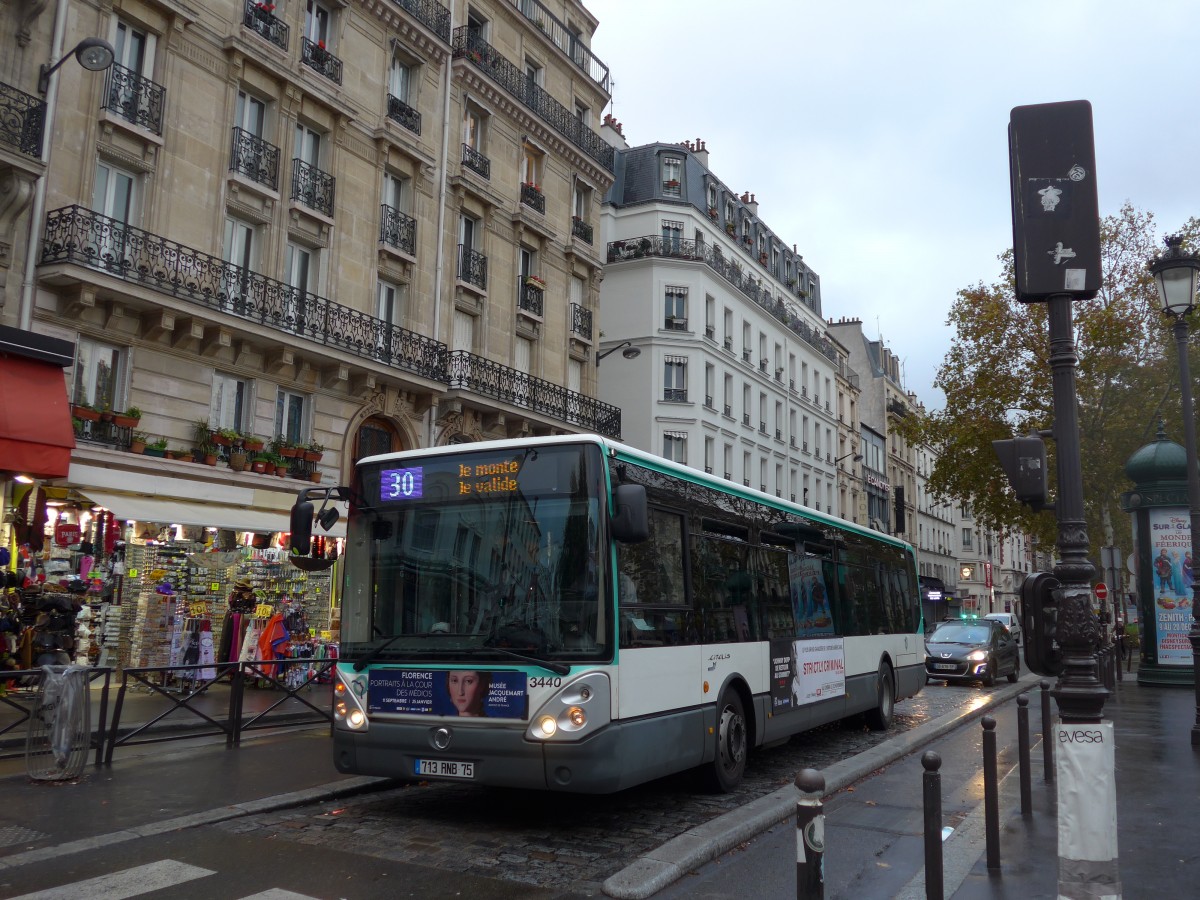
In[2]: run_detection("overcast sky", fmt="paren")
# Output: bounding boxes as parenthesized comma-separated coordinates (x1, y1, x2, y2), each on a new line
(585, 0, 1199, 409)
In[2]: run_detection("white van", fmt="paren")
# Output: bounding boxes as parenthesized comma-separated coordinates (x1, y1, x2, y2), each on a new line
(984, 612, 1021, 644)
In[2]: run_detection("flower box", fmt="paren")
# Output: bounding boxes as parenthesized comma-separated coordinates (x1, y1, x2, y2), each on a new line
(112, 414, 140, 428)
(73, 404, 101, 422)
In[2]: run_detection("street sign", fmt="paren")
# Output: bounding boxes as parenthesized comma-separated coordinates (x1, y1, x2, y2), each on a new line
(1008, 100, 1102, 302)
(1095, 582, 1108, 602)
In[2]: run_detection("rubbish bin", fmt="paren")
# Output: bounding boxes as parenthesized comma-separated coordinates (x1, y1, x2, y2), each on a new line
(25, 665, 91, 781)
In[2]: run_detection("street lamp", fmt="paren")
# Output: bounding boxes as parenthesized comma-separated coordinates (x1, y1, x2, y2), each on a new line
(1147, 234, 1200, 746)
(38, 37, 115, 94)
(834, 452, 862, 468)
(596, 341, 640, 364)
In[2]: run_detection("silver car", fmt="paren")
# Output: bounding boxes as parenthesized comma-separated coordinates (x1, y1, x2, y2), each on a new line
(984, 612, 1021, 644)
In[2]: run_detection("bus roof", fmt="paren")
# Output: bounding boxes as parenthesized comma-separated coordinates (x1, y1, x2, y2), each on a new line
(356, 433, 913, 552)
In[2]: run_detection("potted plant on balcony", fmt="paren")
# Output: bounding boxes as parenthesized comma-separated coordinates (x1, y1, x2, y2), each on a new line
(213, 427, 239, 448)
(303, 440, 324, 463)
(229, 445, 249, 473)
(73, 402, 101, 422)
(195, 437, 219, 466)
(129, 431, 148, 454)
(524, 274, 546, 289)
(272, 435, 300, 459)
(242, 435, 265, 453)
(724, 222, 735, 236)
(113, 406, 142, 428)
(251, 454, 269, 474)
(707, 207, 719, 220)
(144, 438, 168, 458)
(274, 453, 291, 477)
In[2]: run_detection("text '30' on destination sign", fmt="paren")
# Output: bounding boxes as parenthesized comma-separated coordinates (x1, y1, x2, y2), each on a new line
(1008, 100, 1102, 303)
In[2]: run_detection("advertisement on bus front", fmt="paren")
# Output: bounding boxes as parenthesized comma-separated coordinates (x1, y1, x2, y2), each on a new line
(367, 669, 530, 718)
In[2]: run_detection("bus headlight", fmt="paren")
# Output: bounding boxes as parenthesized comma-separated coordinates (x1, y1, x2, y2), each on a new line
(347, 709, 367, 730)
(526, 671, 610, 742)
(333, 667, 369, 733)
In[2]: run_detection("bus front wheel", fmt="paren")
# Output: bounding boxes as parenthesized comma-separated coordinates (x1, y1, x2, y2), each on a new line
(705, 689, 747, 793)
(865, 665, 894, 731)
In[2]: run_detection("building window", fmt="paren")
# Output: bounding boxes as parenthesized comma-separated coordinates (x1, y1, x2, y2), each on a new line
(304, 0, 331, 45)
(663, 431, 687, 464)
(452, 309, 475, 352)
(574, 100, 590, 127)
(211, 373, 250, 432)
(962, 528, 973, 550)
(664, 355, 687, 402)
(664, 286, 687, 330)
(275, 389, 309, 444)
(72, 337, 124, 410)
(388, 51, 415, 104)
(662, 219, 683, 252)
(520, 140, 544, 191)
(661, 156, 681, 196)
(285, 241, 319, 332)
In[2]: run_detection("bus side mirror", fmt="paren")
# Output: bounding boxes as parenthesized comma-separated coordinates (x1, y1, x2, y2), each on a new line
(290, 497, 314, 555)
(611, 483, 649, 543)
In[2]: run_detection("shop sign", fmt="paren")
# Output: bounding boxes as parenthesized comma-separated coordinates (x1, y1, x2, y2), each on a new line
(865, 473, 890, 492)
(54, 522, 81, 546)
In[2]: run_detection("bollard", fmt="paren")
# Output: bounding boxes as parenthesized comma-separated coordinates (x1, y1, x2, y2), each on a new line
(982, 715, 1000, 871)
(921, 751, 943, 900)
(1040, 680, 1054, 783)
(795, 768, 825, 900)
(1017, 695, 1032, 816)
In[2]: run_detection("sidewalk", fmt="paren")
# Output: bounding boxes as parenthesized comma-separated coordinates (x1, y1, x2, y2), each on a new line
(649, 672, 1197, 899)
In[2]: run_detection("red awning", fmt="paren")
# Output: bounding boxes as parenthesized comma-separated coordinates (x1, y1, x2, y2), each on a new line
(0, 355, 76, 480)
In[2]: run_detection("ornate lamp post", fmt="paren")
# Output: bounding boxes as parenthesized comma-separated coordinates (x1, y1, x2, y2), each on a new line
(1147, 234, 1200, 745)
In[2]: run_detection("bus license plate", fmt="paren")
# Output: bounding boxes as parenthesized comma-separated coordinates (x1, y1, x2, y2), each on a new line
(934, 664, 957, 671)
(416, 758, 475, 779)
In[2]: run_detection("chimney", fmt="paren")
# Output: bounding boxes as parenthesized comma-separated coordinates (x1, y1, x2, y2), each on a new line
(600, 113, 628, 151)
(693, 137, 709, 168)
(746, 192, 759, 216)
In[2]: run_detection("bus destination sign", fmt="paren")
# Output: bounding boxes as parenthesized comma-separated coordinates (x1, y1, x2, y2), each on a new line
(379, 458, 524, 502)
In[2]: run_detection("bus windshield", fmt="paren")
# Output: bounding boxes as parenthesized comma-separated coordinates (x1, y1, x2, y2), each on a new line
(341, 443, 609, 665)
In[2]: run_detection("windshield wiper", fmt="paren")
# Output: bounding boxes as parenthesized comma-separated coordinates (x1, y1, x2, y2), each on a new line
(353, 633, 408, 671)
(472, 645, 570, 676)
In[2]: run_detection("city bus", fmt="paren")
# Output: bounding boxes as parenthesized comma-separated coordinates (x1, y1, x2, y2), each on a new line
(289, 434, 924, 794)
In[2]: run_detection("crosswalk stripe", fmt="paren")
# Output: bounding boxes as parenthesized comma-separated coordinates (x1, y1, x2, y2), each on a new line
(6, 859, 215, 900)
(239, 891, 323, 899)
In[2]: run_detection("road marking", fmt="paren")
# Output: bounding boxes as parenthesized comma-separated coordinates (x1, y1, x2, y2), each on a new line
(7, 859, 214, 899)
(241, 891, 324, 899)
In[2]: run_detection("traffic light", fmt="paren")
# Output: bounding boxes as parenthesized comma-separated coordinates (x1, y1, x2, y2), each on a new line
(894, 486, 906, 534)
(993, 435, 1049, 509)
(1021, 572, 1064, 676)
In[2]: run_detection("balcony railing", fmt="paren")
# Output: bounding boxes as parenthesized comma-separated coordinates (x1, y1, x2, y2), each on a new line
(606, 235, 837, 362)
(291, 159, 335, 216)
(41, 205, 446, 380)
(571, 216, 593, 245)
(102, 63, 166, 135)
(72, 417, 132, 452)
(394, 0, 451, 41)
(380, 204, 416, 256)
(520, 182, 545, 213)
(452, 28, 614, 172)
(458, 244, 487, 289)
(229, 128, 279, 190)
(571, 303, 592, 340)
(301, 38, 343, 84)
(663, 388, 687, 402)
(505, 0, 610, 92)
(243, 1, 289, 51)
(43, 208, 617, 438)
(518, 279, 544, 317)
(386, 95, 421, 135)
(461, 143, 490, 178)
(0, 81, 45, 158)
(447, 351, 620, 438)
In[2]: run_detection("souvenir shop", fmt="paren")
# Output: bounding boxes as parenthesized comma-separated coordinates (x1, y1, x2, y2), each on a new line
(2, 483, 343, 679)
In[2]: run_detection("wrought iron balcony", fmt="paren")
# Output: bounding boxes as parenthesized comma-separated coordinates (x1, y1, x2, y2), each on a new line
(394, 0, 451, 41)
(606, 235, 837, 363)
(452, 28, 614, 172)
(72, 416, 132, 451)
(301, 38, 343, 84)
(518, 279, 544, 317)
(41, 205, 446, 380)
(386, 94, 421, 135)
(243, 0, 289, 51)
(571, 303, 592, 340)
(380, 204, 416, 256)
(461, 143, 490, 179)
(0, 81, 45, 158)
(229, 128, 279, 190)
(458, 244, 487, 290)
(571, 216, 593, 245)
(291, 158, 335, 216)
(664, 388, 688, 402)
(447, 350, 621, 438)
(520, 182, 545, 213)
(504, 0, 610, 92)
(664, 317, 687, 331)
(102, 63, 166, 135)
(42, 207, 618, 438)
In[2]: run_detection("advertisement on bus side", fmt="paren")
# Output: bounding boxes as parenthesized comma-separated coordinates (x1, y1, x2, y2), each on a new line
(769, 637, 846, 712)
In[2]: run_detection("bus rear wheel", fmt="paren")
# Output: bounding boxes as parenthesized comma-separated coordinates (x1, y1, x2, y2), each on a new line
(865, 665, 894, 731)
(705, 690, 747, 793)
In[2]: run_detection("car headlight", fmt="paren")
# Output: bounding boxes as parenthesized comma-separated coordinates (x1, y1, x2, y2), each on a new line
(968, 650, 987, 661)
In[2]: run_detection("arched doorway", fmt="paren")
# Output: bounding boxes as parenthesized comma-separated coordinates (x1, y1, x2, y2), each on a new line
(354, 416, 403, 462)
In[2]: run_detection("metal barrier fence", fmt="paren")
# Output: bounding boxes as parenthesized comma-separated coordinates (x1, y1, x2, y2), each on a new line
(1, 660, 332, 766)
